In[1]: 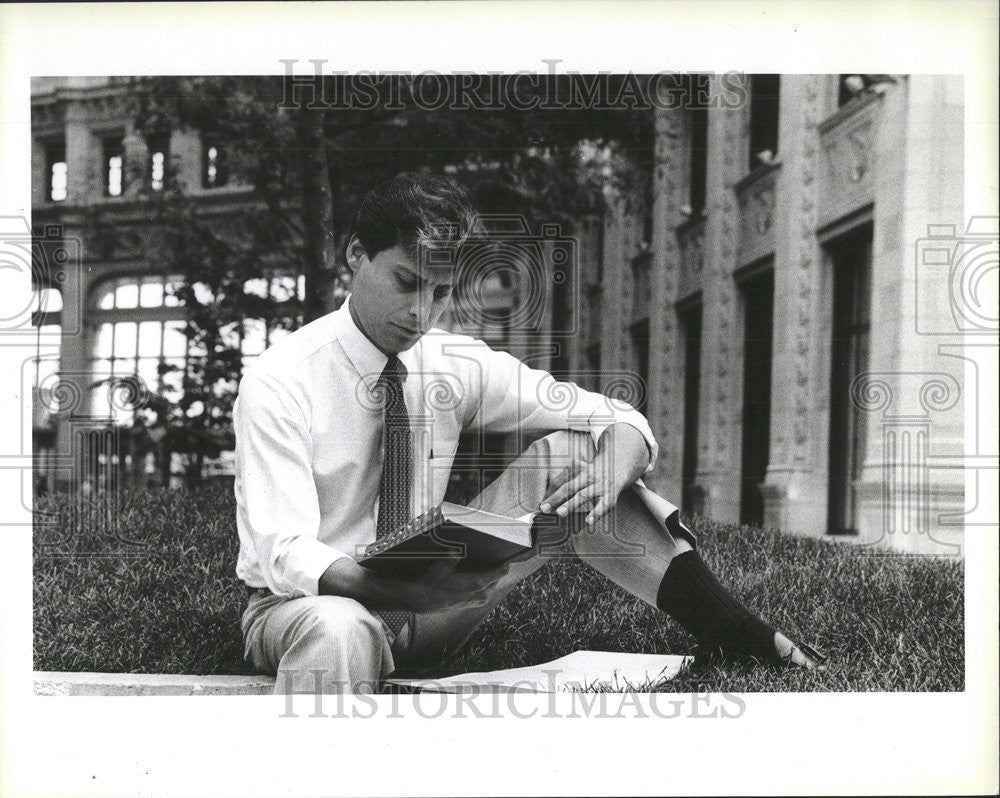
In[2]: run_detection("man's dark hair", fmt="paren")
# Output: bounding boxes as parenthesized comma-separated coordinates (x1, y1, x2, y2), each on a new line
(350, 172, 483, 262)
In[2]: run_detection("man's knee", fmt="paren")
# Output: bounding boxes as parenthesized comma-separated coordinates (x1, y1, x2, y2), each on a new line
(270, 597, 390, 694)
(297, 597, 386, 657)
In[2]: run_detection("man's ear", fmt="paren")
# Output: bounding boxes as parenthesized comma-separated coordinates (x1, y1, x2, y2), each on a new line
(345, 235, 367, 275)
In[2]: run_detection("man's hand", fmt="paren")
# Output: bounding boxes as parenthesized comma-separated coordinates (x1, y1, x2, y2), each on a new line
(320, 556, 509, 614)
(538, 423, 650, 527)
(403, 559, 510, 613)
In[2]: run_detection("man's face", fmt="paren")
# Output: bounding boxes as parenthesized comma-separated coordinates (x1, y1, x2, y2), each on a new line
(348, 243, 455, 354)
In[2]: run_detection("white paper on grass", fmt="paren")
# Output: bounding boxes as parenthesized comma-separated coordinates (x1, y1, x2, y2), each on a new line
(385, 650, 693, 693)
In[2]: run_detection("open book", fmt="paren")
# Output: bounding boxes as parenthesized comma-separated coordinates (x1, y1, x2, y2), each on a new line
(358, 502, 544, 576)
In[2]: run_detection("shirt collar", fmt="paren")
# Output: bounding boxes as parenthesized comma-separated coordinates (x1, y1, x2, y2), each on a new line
(338, 294, 419, 394)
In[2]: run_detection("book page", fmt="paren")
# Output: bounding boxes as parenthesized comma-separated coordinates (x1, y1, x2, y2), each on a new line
(439, 501, 537, 545)
(386, 651, 693, 693)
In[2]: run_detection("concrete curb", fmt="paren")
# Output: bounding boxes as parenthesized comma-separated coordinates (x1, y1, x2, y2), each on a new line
(34, 671, 276, 696)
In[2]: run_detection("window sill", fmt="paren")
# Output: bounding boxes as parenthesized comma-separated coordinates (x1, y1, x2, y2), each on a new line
(819, 89, 882, 135)
(187, 184, 254, 198)
(675, 214, 707, 238)
(734, 160, 782, 193)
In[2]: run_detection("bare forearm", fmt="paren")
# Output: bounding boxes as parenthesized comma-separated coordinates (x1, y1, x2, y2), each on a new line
(318, 557, 418, 611)
(319, 555, 507, 615)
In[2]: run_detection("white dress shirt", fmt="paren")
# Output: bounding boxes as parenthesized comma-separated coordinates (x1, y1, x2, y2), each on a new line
(234, 294, 659, 598)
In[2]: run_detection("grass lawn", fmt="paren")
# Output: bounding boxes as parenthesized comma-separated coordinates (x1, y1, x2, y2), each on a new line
(33, 481, 963, 692)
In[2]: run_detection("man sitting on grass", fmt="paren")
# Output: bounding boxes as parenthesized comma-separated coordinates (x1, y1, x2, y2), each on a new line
(234, 171, 824, 694)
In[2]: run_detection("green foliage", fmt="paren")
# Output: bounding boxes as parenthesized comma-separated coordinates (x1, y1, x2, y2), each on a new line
(34, 483, 964, 691)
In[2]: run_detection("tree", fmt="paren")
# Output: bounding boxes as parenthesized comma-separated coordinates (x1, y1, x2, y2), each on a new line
(102, 74, 655, 479)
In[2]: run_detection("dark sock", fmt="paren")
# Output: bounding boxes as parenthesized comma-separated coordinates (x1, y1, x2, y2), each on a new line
(655, 550, 777, 661)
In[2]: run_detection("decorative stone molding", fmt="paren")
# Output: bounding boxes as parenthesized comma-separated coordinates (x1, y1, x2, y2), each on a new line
(818, 93, 879, 227)
(31, 100, 66, 134)
(711, 107, 741, 473)
(653, 107, 684, 301)
(791, 76, 823, 466)
(616, 204, 635, 371)
(735, 162, 780, 266)
(73, 92, 133, 125)
(647, 106, 686, 495)
(676, 216, 705, 298)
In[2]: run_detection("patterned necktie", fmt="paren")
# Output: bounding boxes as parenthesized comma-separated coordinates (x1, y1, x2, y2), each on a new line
(375, 355, 413, 637)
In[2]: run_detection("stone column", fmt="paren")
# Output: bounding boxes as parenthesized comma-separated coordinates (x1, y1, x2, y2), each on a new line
(694, 75, 746, 523)
(31, 133, 48, 206)
(644, 105, 688, 502)
(760, 74, 828, 536)
(50, 208, 94, 492)
(170, 128, 203, 192)
(598, 193, 627, 394)
(63, 103, 95, 204)
(122, 123, 147, 198)
(856, 75, 967, 555)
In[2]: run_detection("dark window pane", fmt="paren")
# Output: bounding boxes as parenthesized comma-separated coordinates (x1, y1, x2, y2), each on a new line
(679, 302, 702, 515)
(629, 318, 650, 418)
(585, 342, 601, 392)
(827, 229, 873, 534)
(748, 74, 780, 170)
(838, 74, 875, 107)
(739, 270, 775, 527)
(688, 74, 710, 214)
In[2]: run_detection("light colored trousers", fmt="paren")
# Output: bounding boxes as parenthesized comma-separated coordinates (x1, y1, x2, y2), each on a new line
(242, 430, 693, 693)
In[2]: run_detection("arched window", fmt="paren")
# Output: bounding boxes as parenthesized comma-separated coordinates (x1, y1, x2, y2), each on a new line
(88, 272, 305, 422)
(90, 274, 185, 424)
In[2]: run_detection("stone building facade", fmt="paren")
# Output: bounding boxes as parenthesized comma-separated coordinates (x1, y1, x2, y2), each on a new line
(30, 74, 967, 555)
(567, 74, 966, 555)
(28, 76, 538, 492)
(30, 77, 274, 490)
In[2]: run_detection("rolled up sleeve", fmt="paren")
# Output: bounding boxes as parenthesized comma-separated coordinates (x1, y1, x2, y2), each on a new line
(235, 372, 350, 597)
(465, 341, 658, 474)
